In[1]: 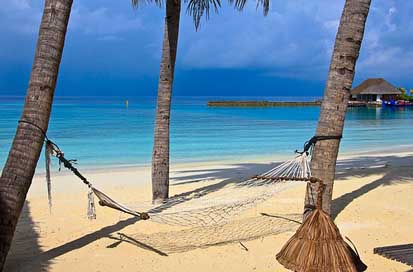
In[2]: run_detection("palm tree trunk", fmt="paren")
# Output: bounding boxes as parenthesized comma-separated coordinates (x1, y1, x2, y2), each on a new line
(151, 0, 181, 204)
(304, 0, 371, 217)
(0, 0, 72, 269)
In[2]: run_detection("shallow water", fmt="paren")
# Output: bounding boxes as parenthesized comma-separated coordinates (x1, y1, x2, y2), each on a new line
(1, 96, 412, 169)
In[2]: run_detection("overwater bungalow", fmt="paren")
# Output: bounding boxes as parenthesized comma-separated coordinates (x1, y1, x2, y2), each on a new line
(350, 78, 401, 103)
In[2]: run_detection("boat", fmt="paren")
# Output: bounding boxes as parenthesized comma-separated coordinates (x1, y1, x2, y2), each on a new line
(382, 100, 413, 107)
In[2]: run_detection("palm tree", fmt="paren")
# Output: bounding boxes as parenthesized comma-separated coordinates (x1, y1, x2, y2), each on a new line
(134, 0, 269, 203)
(0, 0, 73, 269)
(304, 0, 371, 217)
(137, 0, 182, 204)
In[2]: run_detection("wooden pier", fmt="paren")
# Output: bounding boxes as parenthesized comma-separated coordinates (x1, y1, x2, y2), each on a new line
(207, 101, 322, 107)
(207, 100, 372, 108)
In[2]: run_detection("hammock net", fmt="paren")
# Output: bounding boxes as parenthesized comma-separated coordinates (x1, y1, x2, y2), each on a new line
(111, 213, 302, 254)
(90, 152, 311, 227)
(45, 139, 315, 251)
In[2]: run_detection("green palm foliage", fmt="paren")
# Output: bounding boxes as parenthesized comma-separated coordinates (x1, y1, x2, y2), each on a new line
(132, 0, 270, 29)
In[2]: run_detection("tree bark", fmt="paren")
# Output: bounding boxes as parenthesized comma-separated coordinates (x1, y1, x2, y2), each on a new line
(151, 0, 181, 204)
(304, 0, 371, 217)
(0, 0, 72, 269)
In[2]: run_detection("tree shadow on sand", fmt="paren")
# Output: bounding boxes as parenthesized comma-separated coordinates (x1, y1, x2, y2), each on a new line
(8, 161, 280, 268)
(331, 154, 413, 220)
(10, 154, 411, 268)
(4, 201, 50, 272)
(5, 161, 278, 269)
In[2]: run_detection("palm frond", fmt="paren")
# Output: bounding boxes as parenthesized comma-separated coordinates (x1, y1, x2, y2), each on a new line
(228, 0, 247, 12)
(256, 0, 269, 15)
(229, 0, 269, 15)
(131, 0, 163, 9)
(186, 0, 222, 30)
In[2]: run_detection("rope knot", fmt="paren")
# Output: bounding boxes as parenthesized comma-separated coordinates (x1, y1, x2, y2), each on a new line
(296, 135, 342, 155)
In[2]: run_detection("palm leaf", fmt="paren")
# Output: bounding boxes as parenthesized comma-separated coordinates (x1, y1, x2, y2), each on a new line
(228, 0, 246, 11)
(229, 0, 269, 15)
(256, 0, 269, 15)
(186, 0, 222, 30)
(131, 0, 269, 30)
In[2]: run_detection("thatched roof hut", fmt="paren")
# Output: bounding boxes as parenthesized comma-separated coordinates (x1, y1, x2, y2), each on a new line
(351, 78, 401, 102)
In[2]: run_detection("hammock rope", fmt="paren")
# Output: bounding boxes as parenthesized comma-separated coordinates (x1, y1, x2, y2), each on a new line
(46, 137, 307, 225)
(43, 138, 327, 227)
(44, 139, 151, 220)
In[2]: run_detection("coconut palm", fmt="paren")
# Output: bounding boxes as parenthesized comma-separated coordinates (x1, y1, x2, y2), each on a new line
(135, 0, 269, 203)
(0, 0, 73, 269)
(304, 0, 371, 217)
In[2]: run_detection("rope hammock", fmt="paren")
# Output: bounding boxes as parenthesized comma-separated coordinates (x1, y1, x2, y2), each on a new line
(19, 119, 369, 271)
(20, 119, 340, 227)
(43, 137, 324, 226)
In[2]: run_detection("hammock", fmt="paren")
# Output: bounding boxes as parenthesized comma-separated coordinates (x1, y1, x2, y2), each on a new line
(20, 119, 368, 270)
(45, 139, 311, 226)
(43, 135, 335, 227)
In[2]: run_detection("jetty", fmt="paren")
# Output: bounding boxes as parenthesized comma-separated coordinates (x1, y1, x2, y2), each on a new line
(207, 100, 375, 108)
(208, 101, 322, 107)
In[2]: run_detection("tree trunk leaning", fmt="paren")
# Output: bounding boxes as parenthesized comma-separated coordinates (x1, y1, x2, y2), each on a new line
(304, 0, 371, 217)
(151, 0, 181, 204)
(0, 0, 73, 270)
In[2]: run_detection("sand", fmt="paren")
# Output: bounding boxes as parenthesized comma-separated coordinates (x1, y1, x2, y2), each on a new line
(4, 151, 413, 272)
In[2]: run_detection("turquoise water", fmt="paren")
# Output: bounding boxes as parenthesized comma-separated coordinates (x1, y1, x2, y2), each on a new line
(1, 96, 413, 169)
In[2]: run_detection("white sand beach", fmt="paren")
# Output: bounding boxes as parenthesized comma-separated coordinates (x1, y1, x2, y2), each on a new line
(4, 151, 413, 271)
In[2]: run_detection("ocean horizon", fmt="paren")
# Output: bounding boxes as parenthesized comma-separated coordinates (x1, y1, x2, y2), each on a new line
(1, 95, 413, 171)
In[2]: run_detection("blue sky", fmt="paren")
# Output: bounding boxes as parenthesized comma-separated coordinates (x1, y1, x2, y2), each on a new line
(0, 0, 412, 97)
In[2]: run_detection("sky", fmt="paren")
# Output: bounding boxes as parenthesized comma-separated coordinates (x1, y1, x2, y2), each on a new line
(0, 0, 412, 97)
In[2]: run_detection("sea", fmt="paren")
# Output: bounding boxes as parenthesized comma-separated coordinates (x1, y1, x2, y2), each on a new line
(1, 96, 412, 170)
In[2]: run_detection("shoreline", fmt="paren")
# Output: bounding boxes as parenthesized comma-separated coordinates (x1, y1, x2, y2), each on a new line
(32, 145, 413, 177)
